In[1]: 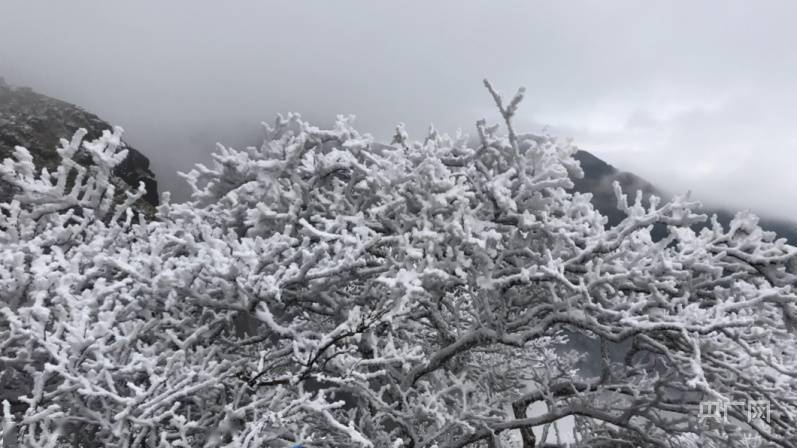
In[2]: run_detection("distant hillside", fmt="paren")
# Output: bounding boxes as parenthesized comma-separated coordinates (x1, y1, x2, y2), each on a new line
(572, 150, 797, 244)
(0, 77, 158, 212)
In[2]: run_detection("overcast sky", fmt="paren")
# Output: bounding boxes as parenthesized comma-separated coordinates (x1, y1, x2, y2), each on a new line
(1, 0, 796, 220)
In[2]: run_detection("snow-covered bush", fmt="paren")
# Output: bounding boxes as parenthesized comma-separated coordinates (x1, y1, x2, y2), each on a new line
(1, 82, 797, 448)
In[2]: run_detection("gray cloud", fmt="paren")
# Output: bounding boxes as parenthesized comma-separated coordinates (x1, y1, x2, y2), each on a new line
(1, 0, 795, 220)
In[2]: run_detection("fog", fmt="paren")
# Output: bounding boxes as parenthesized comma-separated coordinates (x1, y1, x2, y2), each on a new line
(1, 0, 796, 220)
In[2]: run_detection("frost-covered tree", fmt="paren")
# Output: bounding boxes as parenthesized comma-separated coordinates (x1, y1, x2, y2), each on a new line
(2, 82, 797, 448)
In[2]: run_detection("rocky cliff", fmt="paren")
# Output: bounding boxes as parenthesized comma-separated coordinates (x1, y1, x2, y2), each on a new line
(0, 77, 158, 212)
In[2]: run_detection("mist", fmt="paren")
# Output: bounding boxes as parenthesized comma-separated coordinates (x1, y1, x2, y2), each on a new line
(1, 0, 796, 220)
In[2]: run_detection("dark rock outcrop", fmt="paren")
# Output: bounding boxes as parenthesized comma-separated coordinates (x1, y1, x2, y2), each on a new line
(0, 79, 158, 211)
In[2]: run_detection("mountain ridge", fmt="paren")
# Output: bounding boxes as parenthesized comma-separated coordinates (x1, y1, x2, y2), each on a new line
(0, 77, 159, 212)
(572, 150, 797, 244)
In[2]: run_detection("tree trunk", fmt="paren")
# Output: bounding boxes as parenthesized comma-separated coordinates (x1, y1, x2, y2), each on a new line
(512, 400, 536, 448)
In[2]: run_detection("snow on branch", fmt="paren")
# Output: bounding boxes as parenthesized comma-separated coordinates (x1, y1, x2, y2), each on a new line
(1, 83, 796, 448)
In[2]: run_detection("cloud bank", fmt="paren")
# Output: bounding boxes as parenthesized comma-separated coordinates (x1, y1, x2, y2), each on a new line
(1, 0, 795, 219)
